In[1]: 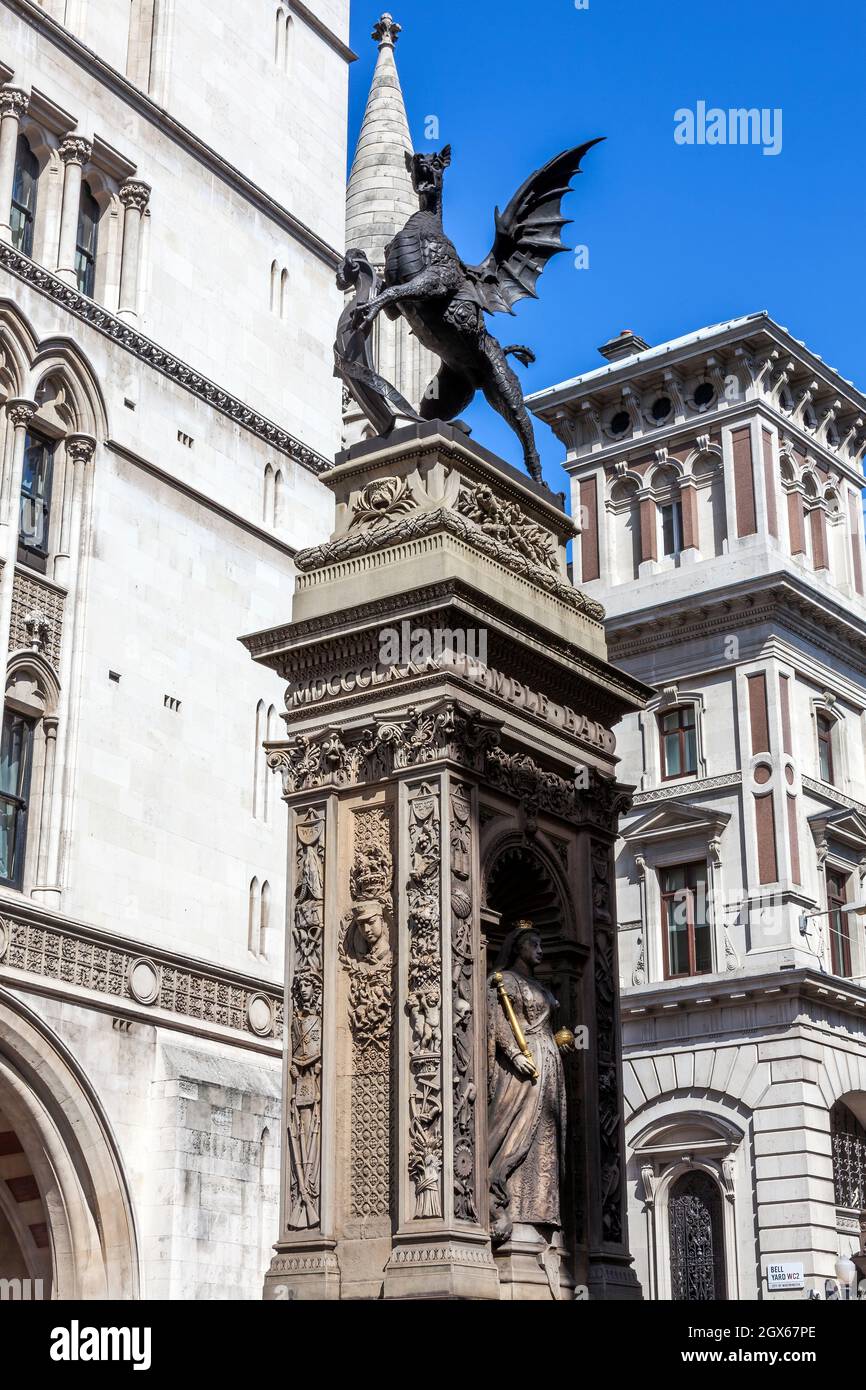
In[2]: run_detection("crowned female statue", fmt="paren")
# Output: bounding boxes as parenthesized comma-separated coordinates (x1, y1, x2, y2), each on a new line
(487, 920, 574, 1246)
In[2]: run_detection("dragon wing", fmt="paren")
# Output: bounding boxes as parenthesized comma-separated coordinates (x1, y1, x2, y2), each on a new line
(465, 138, 604, 316)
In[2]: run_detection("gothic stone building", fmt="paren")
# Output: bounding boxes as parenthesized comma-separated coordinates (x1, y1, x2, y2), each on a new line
(0, 0, 352, 1298)
(530, 314, 866, 1299)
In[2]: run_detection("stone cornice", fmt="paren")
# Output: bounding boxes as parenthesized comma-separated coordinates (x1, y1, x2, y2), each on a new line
(0, 896, 284, 1044)
(2, 0, 344, 268)
(289, 0, 357, 62)
(606, 571, 866, 673)
(240, 576, 652, 714)
(801, 775, 866, 820)
(0, 243, 330, 475)
(565, 396, 864, 490)
(295, 506, 603, 617)
(631, 771, 742, 805)
(623, 966, 866, 1023)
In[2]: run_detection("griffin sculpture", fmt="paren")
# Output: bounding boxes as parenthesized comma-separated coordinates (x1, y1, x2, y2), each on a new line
(335, 139, 602, 483)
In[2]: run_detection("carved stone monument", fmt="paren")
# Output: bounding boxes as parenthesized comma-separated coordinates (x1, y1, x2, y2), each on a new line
(243, 420, 650, 1299)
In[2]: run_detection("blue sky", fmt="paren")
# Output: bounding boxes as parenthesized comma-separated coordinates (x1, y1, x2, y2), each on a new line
(347, 0, 866, 492)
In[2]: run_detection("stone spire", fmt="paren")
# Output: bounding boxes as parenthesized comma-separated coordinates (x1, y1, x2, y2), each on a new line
(345, 13, 417, 268)
(343, 14, 438, 439)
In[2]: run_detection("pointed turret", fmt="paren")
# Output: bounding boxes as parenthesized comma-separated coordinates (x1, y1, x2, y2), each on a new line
(343, 14, 438, 441)
(345, 14, 416, 267)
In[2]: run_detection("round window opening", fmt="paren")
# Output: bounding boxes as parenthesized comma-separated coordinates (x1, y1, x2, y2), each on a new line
(650, 395, 672, 423)
(609, 410, 631, 436)
(693, 382, 714, 410)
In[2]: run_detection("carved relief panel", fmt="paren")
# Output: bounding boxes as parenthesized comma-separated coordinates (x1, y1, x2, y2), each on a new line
(339, 806, 394, 1220)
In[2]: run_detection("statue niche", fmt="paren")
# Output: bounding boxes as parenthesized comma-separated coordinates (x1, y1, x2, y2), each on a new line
(488, 922, 576, 1246)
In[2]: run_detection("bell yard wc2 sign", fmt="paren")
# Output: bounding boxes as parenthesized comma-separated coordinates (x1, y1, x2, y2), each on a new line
(766, 1264, 805, 1292)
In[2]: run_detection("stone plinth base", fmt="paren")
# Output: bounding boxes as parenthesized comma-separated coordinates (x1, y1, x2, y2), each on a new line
(494, 1224, 575, 1301)
(263, 1244, 341, 1301)
(587, 1254, 643, 1301)
(383, 1237, 500, 1300)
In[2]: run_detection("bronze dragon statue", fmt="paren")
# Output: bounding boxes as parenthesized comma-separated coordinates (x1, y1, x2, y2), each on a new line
(335, 138, 602, 483)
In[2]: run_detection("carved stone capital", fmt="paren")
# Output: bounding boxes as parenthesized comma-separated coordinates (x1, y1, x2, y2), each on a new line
(372, 12, 401, 46)
(119, 179, 151, 213)
(0, 87, 29, 121)
(58, 135, 92, 167)
(6, 398, 36, 430)
(65, 433, 96, 465)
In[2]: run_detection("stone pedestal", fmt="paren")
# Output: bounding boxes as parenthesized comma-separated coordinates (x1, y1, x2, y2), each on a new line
(244, 423, 649, 1300)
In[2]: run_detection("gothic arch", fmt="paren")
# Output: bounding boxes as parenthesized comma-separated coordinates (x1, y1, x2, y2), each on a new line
(6, 650, 61, 715)
(0, 985, 140, 1297)
(0, 300, 40, 400)
(29, 339, 108, 438)
(625, 1090, 754, 1301)
(481, 830, 577, 949)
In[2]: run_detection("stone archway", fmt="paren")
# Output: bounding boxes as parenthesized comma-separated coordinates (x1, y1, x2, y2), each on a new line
(668, 1168, 727, 1301)
(0, 985, 139, 1299)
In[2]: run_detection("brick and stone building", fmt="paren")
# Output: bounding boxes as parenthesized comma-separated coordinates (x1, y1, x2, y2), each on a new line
(530, 313, 866, 1299)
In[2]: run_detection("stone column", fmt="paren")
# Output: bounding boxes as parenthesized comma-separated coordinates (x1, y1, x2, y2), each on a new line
(0, 400, 36, 716)
(56, 136, 92, 286)
(0, 88, 29, 244)
(117, 179, 150, 321)
(52, 432, 94, 588)
(0, 398, 35, 531)
(35, 716, 59, 883)
(34, 432, 94, 904)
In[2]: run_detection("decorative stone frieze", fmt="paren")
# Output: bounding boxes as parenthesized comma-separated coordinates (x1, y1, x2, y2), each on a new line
(339, 806, 394, 1219)
(9, 571, 65, 666)
(296, 505, 600, 617)
(0, 912, 283, 1037)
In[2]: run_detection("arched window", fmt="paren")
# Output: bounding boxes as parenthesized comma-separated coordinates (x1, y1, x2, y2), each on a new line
(264, 704, 277, 821)
(279, 267, 289, 320)
(11, 135, 38, 257)
(75, 182, 99, 297)
(830, 1100, 866, 1211)
(248, 876, 260, 953)
(262, 465, 274, 525)
(0, 656, 60, 895)
(269, 260, 278, 313)
(18, 431, 55, 572)
(0, 707, 35, 888)
(668, 1169, 726, 1300)
(259, 880, 271, 957)
(252, 700, 265, 816)
(273, 470, 285, 527)
(607, 477, 640, 583)
(652, 466, 683, 558)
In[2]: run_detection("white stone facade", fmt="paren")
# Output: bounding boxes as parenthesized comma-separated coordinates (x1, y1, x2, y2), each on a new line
(530, 314, 866, 1299)
(0, 0, 349, 1298)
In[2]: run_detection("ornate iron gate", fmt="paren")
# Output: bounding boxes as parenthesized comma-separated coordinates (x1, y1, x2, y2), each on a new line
(831, 1101, 866, 1210)
(669, 1170, 726, 1300)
